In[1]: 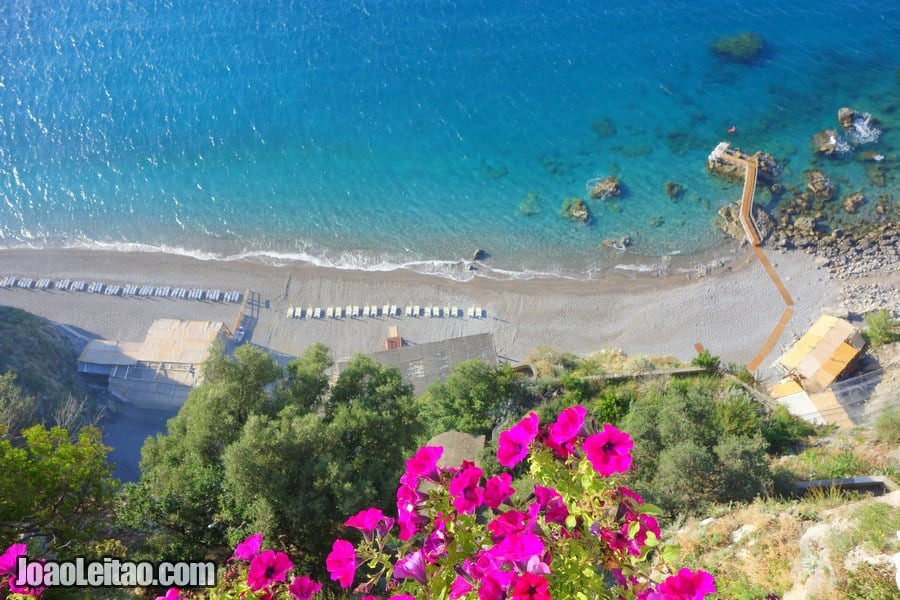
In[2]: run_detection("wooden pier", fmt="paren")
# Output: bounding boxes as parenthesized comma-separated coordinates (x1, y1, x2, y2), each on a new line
(708, 142, 794, 372)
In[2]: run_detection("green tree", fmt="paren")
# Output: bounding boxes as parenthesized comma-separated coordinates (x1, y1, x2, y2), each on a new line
(121, 345, 423, 572)
(649, 442, 717, 514)
(276, 342, 333, 413)
(622, 377, 772, 515)
(420, 360, 524, 437)
(0, 425, 118, 552)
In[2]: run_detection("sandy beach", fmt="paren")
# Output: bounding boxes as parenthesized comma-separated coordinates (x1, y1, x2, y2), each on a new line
(0, 246, 837, 376)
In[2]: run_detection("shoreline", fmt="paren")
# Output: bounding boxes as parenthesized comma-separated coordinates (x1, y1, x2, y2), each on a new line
(0, 236, 749, 284)
(0, 245, 837, 373)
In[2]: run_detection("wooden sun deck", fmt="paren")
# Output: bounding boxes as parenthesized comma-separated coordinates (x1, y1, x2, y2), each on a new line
(709, 142, 795, 372)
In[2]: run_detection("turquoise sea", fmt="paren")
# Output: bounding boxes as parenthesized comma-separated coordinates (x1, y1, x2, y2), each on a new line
(0, 0, 897, 280)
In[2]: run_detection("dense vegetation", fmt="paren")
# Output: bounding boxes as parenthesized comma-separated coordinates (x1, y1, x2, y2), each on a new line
(119, 343, 423, 575)
(2, 305, 894, 599)
(0, 307, 90, 417)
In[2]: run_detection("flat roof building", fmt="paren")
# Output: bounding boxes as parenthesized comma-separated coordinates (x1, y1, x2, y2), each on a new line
(769, 315, 866, 427)
(337, 333, 497, 396)
(77, 319, 227, 409)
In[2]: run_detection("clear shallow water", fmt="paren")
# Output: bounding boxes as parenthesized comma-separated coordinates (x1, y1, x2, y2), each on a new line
(0, 1, 897, 280)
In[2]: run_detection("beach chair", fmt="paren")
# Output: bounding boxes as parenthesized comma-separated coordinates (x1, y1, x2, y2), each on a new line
(467, 307, 475, 318)
(382, 304, 390, 317)
(327, 307, 335, 318)
(344, 305, 351, 318)
(363, 306, 371, 317)
(73, 281, 85, 292)
(294, 307, 303, 319)
(389, 305, 397, 317)
(405, 306, 412, 317)
(287, 307, 295, 318)
(425, 306, 433, 317)
(371, 305, 380, 316)
(335, 306, 344, 318)
(476, 307, 483, 318)
(413, 305, 421, 317)
(433, 306, 441, 317)
(312, 308, 320, 319)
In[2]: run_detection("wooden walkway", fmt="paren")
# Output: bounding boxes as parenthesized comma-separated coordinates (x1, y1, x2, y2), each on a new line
(708, 142, 794, 372)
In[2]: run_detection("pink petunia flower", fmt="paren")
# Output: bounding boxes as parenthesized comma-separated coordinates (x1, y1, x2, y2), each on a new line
(8, 573, 45, 597)
(598, 524, 641, 557)
(397, 478, 429, 540)
(404, 446, 443, 482)
(388, 595, 416, 600)
(484, 473, 516, 509)
(423, 515, 448, 563)
(487, 532, 545, 569)
(393, 549, 427, 584)
(634, 513, 661, 546)
(656, 568, 716, 599)
(448, 461, 484, 514)
(511, 572, 551, 600)
(325, 540, 358, 589)
(231, 533, 264, 562)
(533, 485, 569, 526)
(0, 544, 27, 576)
(155, 588, 180, 600)
(246, 550, 294, 591)
(582, 424, 633, 476)
(548, 405, 587, 445)
(450, 573, 474, 599)
(487, 507, 538, 542)
(497, 412, 540, 468)
(479, 569, 515, 600)
(344, 507, 387, 540)
(288, 575, 321, 600)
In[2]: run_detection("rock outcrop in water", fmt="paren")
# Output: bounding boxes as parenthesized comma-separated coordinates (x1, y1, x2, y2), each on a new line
(710, 32, 765, 63)
(561, 197, 591, 223)
(589, 176, 621, 200)
(841, 191, 865, 214)
(805, 169, 835, 202)
(812, 129, 839, 155)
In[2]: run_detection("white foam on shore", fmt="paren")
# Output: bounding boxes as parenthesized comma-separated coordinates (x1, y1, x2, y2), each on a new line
(0, 238, 732, 284)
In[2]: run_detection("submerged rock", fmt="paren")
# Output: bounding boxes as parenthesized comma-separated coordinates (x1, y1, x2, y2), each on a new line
(472, 248, 488, 261)
(518, 191, 541, 216)
(710, 32, 765, 63)
(591, 117, 617, 139)
(805, 169, 835, 201)
(561, 197, 591, 223)
(589, 176, 622, 200)
(842, 191, 865, 213)
(665, 181, 685, 200)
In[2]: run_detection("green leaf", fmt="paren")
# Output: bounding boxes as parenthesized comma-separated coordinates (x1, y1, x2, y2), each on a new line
(661, 543, 681, 564)
(565, 515, 578, 529)
(640, 503, 663, 516)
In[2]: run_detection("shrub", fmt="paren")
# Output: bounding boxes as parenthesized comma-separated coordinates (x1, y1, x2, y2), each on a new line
(874, 406, 900, 444)
(691, 350, 720, 370)
(762, 405, 817, 454)
(863, 308, 899, 347)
